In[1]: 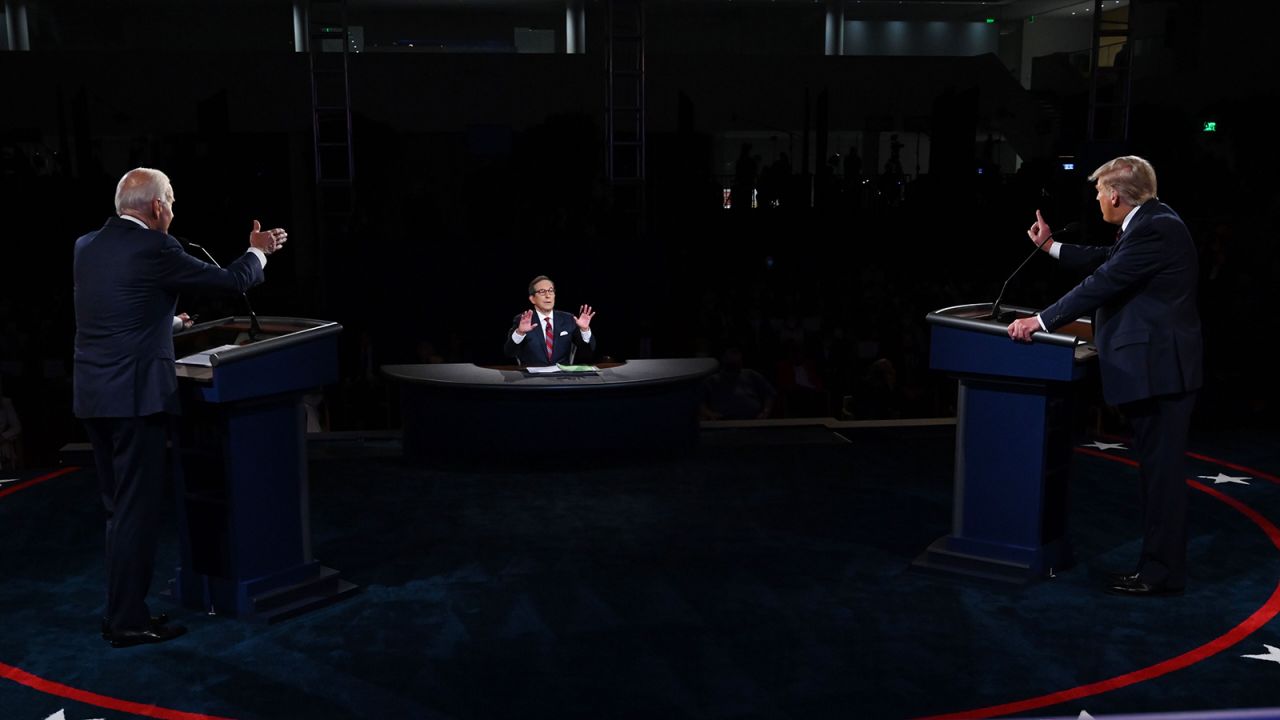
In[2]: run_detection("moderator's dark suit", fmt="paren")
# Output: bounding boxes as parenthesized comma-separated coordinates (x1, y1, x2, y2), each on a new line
(503, 310, 596, 367)
(74, 216, 264, 632)
(1039, 199, 1202, 588)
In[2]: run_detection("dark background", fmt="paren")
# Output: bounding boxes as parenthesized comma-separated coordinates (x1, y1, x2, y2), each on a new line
(2, 0, 1277, 464)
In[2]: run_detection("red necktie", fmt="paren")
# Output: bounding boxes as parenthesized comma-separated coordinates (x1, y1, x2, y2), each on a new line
(545, 316, 554, 362)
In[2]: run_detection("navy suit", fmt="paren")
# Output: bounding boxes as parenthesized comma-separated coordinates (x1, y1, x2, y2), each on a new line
(74, 216, 264, 632)
(1039, 199, 1202, 588)
(504, 310, 596, 366)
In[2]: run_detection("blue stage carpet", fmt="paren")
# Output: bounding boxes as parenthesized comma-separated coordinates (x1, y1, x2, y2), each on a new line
(2, 425, 1279, 719)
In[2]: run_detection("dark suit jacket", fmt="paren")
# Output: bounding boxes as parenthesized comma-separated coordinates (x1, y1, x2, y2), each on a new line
(503, 309, 596, 367)
(1039, 200, 1202, 406)
(73, 217, 265, 418)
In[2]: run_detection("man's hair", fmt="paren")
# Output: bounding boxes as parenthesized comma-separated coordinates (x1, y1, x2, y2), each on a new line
(528, 275, 553, 295)
(1089, 156, 1157, 207)
(115, 168, 172, 215)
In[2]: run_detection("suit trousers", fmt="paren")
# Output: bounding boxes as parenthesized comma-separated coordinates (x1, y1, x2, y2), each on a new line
(84, 414, 170, 632)
(1121, 390, 1197, 589)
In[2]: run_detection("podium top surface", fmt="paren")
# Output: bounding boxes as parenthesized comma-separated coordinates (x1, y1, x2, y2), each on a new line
(174, 316, 342, 376)
(382, 358, 719, 391)
(928, 303, 1094, 348)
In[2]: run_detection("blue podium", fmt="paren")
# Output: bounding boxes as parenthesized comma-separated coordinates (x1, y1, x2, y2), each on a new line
(915, 303, 1096, 583)
(170, 316, 356, 622)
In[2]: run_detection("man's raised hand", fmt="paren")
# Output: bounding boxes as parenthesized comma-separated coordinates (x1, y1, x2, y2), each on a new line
(516, 309, 536, 336)
(249, 219, 288, 255)
(575, 305, 595, 330)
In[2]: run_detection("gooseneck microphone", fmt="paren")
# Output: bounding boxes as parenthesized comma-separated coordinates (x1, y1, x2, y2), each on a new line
(179, 238, 263, 341)
(989, 221, 1080, 323)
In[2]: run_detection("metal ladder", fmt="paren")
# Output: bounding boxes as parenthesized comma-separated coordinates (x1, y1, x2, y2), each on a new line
(1086, 0, 1133, 143)
(306, 0, 356, 302)
(606, 0, 646, 235)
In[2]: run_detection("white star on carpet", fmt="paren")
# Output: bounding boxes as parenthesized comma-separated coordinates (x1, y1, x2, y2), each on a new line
(1198, 473, 1251, 486)
(42, 711, 105, 720)
(1242, 644, 1280, 664)
(0, 478, 19, 485)
(1082, 441, 1127, 451)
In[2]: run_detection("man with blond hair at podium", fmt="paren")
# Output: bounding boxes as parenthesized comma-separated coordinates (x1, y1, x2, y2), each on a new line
(1007, 155, 1202, 597)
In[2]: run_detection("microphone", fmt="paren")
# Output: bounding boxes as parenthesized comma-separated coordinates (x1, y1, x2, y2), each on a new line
(179, 237, 263, 341)
(990, 221, 1079, 323)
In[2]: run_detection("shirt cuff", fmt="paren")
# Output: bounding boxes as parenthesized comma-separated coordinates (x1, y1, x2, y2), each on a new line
(511, 331, 526, 344)
(172, 316, 183, 332)
(1035, 314, 1047, 332)
(579, 329, 592, 342)
(1048, 243, 1062, 260)
(247, 247, 267, 269)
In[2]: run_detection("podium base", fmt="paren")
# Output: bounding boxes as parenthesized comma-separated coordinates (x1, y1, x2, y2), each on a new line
(911, 536, 1072, 584)
(169, 563, 360, 624)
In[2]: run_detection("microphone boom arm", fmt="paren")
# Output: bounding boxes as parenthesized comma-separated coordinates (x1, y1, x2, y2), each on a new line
(990, 222, 1078, 323)
(182, 238, 263, 341)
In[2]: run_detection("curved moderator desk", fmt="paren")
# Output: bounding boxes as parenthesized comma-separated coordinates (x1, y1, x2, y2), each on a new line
(383, 359, 718, 457)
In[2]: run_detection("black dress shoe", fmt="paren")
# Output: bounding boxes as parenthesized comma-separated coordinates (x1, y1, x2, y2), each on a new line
(105, 623, 186, 648)
(101, 613, 170, 639)
(1106, 576, 1183, 597)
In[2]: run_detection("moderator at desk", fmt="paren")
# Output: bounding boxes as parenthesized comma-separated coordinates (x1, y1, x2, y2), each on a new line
(383, 359, 718, 457)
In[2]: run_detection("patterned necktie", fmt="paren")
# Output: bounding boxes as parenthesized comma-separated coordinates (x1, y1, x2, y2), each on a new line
(544, 316, 554, 362)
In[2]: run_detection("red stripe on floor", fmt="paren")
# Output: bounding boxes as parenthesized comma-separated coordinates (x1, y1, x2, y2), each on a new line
(1075, 446, 1279, 484)
(1186, 451, 1280, 485)
(917, 462, 1280, 719)
(1075, 446, 1138, 466)
(0, 467, 80, 499)
(1074, 436, 1280, 484)
(1, 466, 236, 719)
(0, 661, 235, 720)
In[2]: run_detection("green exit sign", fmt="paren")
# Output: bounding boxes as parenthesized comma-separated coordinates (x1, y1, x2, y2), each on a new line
(1203, 121, 1218, 132)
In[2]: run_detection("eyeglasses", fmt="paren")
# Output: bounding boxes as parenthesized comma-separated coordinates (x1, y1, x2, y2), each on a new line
(533, 288, 556, 296)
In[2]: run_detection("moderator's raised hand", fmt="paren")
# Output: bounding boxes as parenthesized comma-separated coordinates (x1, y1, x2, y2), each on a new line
(249, 219, 289, 255)
(516, 309, 536, 335)
(576, 304, 595, 330)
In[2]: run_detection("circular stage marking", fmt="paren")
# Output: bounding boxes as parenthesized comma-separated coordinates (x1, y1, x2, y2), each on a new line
(917, 448, 1280, 720)
(0, 468, 235, 720)
(5, 450, 1280, 720)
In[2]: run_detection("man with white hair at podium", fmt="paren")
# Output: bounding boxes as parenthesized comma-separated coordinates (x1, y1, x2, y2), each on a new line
(74, 167, 288, 647)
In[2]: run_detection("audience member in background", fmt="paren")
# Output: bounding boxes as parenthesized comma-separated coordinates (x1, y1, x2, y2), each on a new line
(701, 347, 776, 420)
